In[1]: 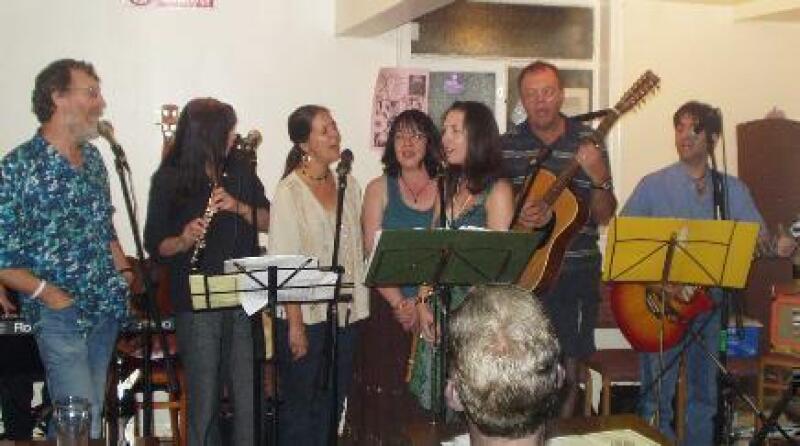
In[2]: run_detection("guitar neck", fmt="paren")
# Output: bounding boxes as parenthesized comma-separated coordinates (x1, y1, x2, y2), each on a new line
(543, 160, 582, 206)
(594, 108, 620, 140)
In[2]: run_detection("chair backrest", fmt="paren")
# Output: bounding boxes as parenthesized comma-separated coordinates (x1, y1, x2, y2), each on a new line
(595, 283, 632, 350)
(596, 283, 617, 329)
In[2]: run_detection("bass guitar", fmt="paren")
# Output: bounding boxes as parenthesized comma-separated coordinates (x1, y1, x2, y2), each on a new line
(609, 282, 714, 352)
(513, 71, 660, 293)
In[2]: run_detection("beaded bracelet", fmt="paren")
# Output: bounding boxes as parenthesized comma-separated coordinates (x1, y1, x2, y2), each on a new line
(31, 280, 47, 299)
(415, 286, 435, 305)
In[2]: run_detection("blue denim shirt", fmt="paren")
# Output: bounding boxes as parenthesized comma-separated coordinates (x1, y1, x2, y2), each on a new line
(0, 133, 128, 332)
(621, 161, 765, 228)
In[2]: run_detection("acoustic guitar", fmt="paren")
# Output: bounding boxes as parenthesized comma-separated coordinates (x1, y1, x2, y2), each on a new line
(513, 71, 660, 293)
(609, 282, 714, 352)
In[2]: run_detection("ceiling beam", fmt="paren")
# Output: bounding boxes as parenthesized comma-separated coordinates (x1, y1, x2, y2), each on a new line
(734, 0, 800, 21)
(336, 0, 453, 37)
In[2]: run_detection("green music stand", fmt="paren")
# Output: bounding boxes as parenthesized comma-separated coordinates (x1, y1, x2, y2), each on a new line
(365, 228, 547, 419)
(366, 228, 546, 287)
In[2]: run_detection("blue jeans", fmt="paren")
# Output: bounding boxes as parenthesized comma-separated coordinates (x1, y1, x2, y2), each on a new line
(35, 305, 119, 439)
(175, 308, 255, 446)
(275, 319, 359, 446)
(638, 292, 720, 445)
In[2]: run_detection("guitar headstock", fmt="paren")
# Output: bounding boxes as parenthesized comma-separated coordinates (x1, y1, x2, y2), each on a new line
(158, 103, 180, 158)
(614, 70, 660, 115)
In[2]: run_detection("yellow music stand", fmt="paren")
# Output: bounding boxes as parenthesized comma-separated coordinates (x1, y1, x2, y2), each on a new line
(603, 216, 759, 288)
(602, 216, 759, 429)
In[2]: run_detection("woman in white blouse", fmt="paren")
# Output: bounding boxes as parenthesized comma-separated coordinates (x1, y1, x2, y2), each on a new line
(267, 105, 368, 445)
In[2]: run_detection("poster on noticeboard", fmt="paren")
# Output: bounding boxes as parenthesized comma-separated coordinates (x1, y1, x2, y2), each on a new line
(128, 0, 214, 7)
(371, 68, 429, 151)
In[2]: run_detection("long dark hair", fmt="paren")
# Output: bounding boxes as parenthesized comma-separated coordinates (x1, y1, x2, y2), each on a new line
(160, 97, 237, 199)
(282, 105, 329, 179)
(382, 109, 441, 178)
(444, 101, 501, 195)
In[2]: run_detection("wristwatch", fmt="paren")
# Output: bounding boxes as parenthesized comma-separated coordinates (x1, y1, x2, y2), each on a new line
(591, 178, 614, 190)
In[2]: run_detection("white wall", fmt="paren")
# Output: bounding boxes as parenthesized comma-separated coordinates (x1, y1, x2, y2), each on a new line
(4, 0, 800, 250)
(613, 0, 800, 209)
(0, 0, 396, 251)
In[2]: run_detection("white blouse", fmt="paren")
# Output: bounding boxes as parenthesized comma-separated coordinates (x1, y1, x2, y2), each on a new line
(268, 171, 369, 326)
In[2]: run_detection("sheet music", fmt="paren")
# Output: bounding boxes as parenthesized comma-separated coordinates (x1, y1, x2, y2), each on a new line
(224, 255, 337, 315)
(443, 430, 660, 445)
(547, 430, 660, 445)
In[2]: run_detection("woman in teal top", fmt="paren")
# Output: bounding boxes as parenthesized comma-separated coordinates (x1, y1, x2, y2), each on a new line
(409, 101, 514, 413)
(348, 109, 442, 443)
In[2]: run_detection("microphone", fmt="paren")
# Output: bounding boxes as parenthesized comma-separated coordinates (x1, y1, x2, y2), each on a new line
(235, 129, 263, 152)
(97, 120, 129, 169)
(694, 107, 722, 137)
(436, 158, 449, 178)
(336, 149, 354, 177)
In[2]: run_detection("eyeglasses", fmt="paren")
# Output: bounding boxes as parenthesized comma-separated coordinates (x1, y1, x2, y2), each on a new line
(395, 131, 427, 142)
(66, 86, 101, 99)
(521, 87, 559, 102)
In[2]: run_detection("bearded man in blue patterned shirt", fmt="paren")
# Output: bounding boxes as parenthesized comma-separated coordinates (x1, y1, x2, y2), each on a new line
(0, 59, 132, 439)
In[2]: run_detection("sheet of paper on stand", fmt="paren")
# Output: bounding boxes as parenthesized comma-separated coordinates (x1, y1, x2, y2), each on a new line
(547, 430, 661, 445)
(189, 274, 240, 310)
(224, 254, 338, 315)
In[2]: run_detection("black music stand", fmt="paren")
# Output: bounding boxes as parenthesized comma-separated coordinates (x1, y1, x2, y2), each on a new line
(365, 228, 547, 420)
(189, 255, 339, 446)
(603, 216, 782, 438)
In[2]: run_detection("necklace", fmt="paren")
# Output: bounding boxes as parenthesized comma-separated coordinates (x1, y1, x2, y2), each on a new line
(451, 181, 473, 220)
(301, 167, 330, 183)
(399, 174, 432, 203)
(691, 171, 707, 195)
(451, 193, 473, 221)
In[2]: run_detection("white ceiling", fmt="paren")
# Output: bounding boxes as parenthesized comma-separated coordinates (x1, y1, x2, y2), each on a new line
(336, 0, 800, 37)
(659, 0, 800, 21)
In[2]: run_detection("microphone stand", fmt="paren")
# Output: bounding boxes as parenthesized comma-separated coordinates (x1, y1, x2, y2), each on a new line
(324, 157, 350, 445)
(238, 147, 270, 445)
(707, 131, 733, 443)
(433, 167, 452, 421)
(705, 118, 765, 444)
(109, 148, 178, 440)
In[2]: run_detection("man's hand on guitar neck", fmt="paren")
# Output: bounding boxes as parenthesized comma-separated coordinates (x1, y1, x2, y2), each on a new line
(575, 140, 611, 186)
(577, 140, 618, 225)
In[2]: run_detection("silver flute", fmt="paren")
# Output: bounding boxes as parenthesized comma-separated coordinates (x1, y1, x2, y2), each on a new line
(189, 194, 218, 268)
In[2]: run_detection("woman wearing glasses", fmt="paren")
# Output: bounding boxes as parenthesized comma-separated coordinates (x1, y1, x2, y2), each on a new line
(348, 109, 441, 442)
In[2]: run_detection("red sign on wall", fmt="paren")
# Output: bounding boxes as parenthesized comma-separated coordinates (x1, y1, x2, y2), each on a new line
(129, 0, 213, 7)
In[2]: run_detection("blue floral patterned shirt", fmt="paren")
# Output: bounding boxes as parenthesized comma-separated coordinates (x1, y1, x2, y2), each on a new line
(0, 133, 128, 332)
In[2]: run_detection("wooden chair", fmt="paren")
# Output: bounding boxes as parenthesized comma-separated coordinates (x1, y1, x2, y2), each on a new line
(121, 256, 186, 446)
(756, 351, 800, 436)
(582, 284, 641, 416)
(123, 331, 186, 446)
(583, 284, 690, 441)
